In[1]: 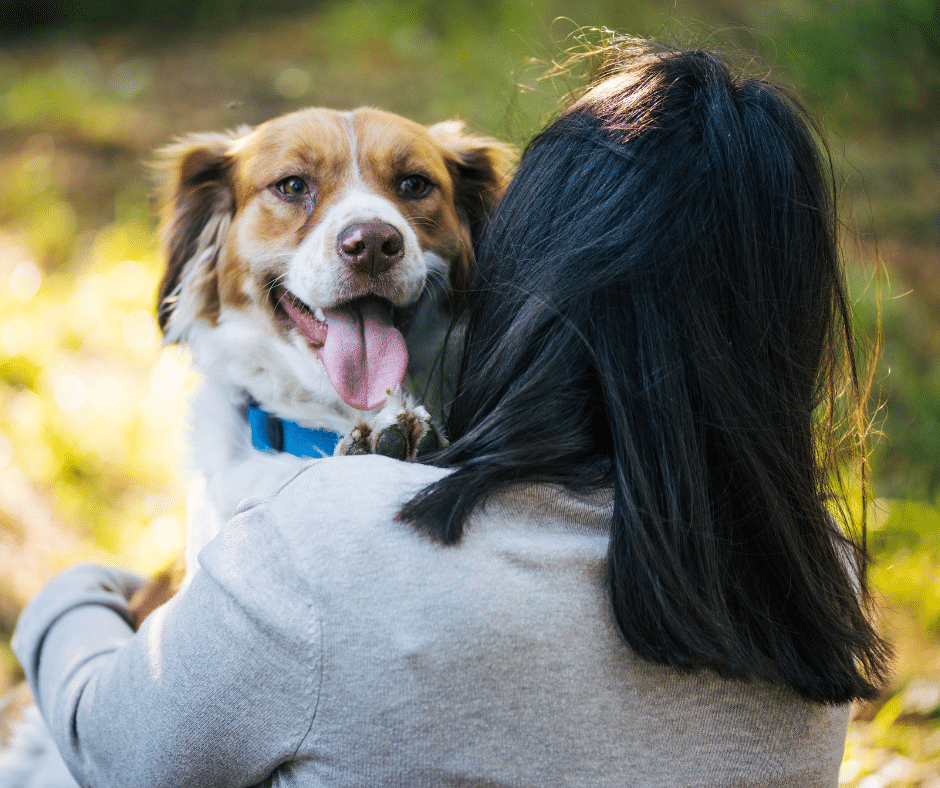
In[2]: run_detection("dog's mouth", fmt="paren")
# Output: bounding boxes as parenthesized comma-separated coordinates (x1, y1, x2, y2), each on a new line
(276, 289, 414, 411)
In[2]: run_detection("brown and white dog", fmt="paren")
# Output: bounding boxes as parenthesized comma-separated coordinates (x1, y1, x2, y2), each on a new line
(156, 106, 511, 588)
(0, 106, 510, 788)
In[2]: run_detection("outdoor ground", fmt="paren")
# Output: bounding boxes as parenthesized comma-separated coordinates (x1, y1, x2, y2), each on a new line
(0, 1, 938, 785)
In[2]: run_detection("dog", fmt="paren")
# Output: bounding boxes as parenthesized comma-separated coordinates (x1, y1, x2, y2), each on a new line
(151, 106, 510, 592)
(0, 105, 511, 788)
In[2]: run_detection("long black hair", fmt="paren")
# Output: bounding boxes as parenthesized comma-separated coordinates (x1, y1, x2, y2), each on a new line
(398, 38, 891, 704)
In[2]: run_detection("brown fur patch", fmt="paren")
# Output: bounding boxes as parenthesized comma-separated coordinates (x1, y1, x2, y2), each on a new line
(352, 109, 514, 311)
(127, 561, 185, 629)
(156, 132, 241, 332)
(427, 120, 515, 308)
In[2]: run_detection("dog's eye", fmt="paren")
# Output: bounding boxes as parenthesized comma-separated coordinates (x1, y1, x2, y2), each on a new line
(396, 175, 433, 199)
(276, 177, 309, 198)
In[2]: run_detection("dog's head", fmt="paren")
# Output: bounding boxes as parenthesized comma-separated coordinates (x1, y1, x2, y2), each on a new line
(156, 107, 511, 412)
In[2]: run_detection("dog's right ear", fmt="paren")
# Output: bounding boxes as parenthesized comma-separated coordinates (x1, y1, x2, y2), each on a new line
(155, 130, 244, 342)
(427, 121, 515, 313)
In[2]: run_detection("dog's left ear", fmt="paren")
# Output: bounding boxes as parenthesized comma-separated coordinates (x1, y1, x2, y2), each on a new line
(428, 121, 515, 305)
(155, 129, 246, 342)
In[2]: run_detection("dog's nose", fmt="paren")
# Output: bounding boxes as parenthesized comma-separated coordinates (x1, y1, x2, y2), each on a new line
(337, 221, 404, 277)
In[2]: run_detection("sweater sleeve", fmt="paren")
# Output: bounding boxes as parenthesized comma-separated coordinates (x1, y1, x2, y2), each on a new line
(12, 499, 322, 788)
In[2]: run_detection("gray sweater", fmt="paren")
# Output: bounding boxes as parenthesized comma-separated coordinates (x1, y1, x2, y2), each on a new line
(13, 455, 849, 787)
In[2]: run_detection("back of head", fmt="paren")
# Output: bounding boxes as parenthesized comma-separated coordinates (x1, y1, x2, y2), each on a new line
(402, 38, 890, 703)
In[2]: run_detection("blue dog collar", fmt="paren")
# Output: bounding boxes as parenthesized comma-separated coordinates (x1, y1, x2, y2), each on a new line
(247, 404, 342, 459)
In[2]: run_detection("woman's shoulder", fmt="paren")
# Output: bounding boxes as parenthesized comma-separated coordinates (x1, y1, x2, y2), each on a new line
(277, 454, 453, 515)
(195, 457, 451, 615)
(226, 455, 450, 555)
(263, 458, 615, 544)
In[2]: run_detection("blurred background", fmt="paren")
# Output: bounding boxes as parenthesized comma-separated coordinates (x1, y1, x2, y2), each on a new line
(0, 0, 937, 784)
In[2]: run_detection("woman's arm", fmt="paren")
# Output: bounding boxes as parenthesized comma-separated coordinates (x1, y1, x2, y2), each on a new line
(12, 501, 321, 788)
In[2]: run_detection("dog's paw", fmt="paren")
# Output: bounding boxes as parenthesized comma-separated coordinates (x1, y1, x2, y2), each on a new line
(336, 398, 444, 461)
(372, 402, 443, 460)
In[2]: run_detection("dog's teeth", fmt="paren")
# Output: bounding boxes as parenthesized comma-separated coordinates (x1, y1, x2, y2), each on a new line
(314, 308, 326, 323)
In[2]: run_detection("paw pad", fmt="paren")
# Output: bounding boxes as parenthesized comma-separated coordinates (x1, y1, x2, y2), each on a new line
(375, 423, 408, 460)
(414, 425, 441, 457)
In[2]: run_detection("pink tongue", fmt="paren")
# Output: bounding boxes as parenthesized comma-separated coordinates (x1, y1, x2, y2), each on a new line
(321, 298, 408, 411)
(280, 293, 328, 347)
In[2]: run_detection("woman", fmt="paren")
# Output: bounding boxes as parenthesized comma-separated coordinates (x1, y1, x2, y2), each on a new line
(13, 38, 889, 787)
